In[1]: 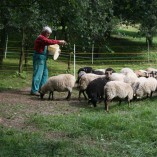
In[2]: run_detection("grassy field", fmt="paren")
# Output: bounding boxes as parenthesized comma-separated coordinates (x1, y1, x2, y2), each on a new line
(1, 26, 157, 157)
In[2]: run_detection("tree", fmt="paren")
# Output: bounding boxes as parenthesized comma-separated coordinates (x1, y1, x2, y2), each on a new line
(113, 0, 157, 46)
(0, 1, 13, 66)
(0, 0, 46, 72)
(10, 0, 43, 73)
(0, 0, 117, 69)
(66, 0, 116, 48)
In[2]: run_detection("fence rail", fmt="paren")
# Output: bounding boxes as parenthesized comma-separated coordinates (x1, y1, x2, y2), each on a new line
(1, 42, 157, 76)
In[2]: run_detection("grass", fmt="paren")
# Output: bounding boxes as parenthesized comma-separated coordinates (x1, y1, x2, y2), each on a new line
(1, 25, 157, 156)
(1, 100, 157, 156)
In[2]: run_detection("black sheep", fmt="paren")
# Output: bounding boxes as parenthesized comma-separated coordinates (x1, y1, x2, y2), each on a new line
(92, 70, 105, 75)
(86, 77, 109, 107)
(92, 67, 116, 75)
(77, 67, 93, 74)
(105, 67, 116, 74)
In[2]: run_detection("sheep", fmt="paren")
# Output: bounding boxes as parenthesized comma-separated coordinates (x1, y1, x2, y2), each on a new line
(105, 67, 116, 74)
(92, 67, 116, 75)
(93, 69, 106, 73)
(146, 67, 157, 73)
(123, 71, 138, 86)
(104, 81, 134, 112)
(134, 70, 149, 78)
(132, 77, 147, 91)
(40, 74, 76, 100)
(106, 69, 138, 87)
(132, 77, 147, 99)
(76, 67, 93, 83)
(77, 66, 93, 74)
(92, 70, 105, 75)
(106, 72, 125, 82)
(78, 73, 105, 100)
(119, 67, 138, 85)
(135, 77, 157, 99)
(120, 67, 134, 75)
(85, 77, 109, 107)
(145, 67, 157, 78)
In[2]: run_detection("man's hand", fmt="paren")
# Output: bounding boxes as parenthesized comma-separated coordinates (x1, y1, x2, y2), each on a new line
(59, 40, 67, 45)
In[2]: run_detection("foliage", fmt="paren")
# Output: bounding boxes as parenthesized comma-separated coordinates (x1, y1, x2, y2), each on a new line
(1, 0, 157, 70)
(66, 0, 117, 48)
(113, 0, 157, 45)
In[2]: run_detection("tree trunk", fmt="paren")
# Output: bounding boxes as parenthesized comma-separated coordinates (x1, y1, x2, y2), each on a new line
(146, 32, 153, 47)
(0, 28, 7, 67)
(24, 44, 28, 71)
(19, 28, 25, 74)
(146, 37, 153, 47)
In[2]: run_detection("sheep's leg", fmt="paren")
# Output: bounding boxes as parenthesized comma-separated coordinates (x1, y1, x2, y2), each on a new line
(105, 101, 109, 112)
(104, 97, 110, 112)
(150, 91, 153, 98)
(82, 91, 88, 100)
(128, 100, 131, 108)
(66, 91, 71, 100)
(49, 91, 54, 100)
(118, 99, 122, 105)
(48, 92, 51, 100)
(78, 90, 87, 100)
(78, 90, 82, 100)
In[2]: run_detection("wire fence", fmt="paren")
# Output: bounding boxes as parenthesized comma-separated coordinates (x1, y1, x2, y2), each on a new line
(1, 40, 157, 76)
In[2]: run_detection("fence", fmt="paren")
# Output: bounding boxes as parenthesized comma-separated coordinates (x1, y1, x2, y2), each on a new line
(1, 40, 157, 77)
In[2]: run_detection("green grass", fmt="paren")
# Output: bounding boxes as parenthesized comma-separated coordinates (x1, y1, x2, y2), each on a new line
(1, 25, 157, 156)
(1, 100, 157, 156)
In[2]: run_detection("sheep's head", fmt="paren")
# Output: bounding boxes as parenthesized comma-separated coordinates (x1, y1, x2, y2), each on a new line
(105, 71, 112, 79)
(88, 94, 98, 107)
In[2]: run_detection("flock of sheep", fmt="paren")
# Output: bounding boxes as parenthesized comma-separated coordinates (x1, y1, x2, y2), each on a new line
(39, 66, 157, 112)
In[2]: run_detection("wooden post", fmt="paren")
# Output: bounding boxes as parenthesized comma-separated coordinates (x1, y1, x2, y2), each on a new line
(74, 44, 76, 78)
(4, 34, 8, 59)
(92, 43, 94, 64)
(147, 38, 150, 63)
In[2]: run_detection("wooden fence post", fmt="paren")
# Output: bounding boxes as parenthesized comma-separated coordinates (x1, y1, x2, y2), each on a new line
(74, 44, 76, 78)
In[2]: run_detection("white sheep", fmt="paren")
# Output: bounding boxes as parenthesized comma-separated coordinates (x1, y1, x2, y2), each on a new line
(106, 72, 125, 82)
(40, 74, 76, 100)
(132, 77, 147, 95)
(123, 71, 138, 86)
(135, 77, 157, 99)
(106, 70, 138, 87)
(120, 68, 138, 85)
(134, 70, 149, 78)
(146, 67, 157, 78)
(104, 81, 133, 112)
(146, 67, 157, 72)
(78, 73, 106, 99)
(120, 67, 134, 75)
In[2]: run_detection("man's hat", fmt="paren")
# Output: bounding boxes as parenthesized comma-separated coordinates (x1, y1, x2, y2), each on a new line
(48, 44, 61, 60)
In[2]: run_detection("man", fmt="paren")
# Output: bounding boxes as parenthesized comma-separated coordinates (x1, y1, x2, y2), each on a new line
(31, 26, 66, 96)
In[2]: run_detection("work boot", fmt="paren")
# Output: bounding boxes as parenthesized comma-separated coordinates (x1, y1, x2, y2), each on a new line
(30, 91, 40, 96)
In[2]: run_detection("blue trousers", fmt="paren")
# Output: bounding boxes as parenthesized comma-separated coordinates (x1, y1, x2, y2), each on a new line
(31, 52, 48, 93)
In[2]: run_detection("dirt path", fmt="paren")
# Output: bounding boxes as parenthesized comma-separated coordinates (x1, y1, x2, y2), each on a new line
(0, 87, 87, 130)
